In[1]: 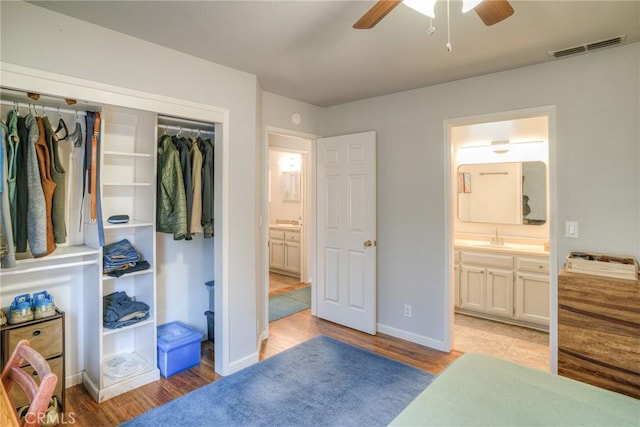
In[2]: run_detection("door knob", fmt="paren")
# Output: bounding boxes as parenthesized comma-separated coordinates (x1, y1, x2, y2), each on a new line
(364, 240, 374, 247)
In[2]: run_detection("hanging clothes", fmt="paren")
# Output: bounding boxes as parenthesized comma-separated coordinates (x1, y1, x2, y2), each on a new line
(34, 117, 57, 257)
(5, 109, 19, 236)
(15, 116, 30, 252)
(43, 116, 67, 244)
(82, 111, 104, 246)
(24, 114, 47, 257)
(157, 134, 187, 240)
(189, 137, 203, 236)
(0, 121, 17, 268)
(173, 136, 193, 240)
(200, 137, 214, 238)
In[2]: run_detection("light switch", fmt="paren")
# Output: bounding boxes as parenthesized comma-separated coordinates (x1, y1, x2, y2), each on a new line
(565, 221, 579, 238)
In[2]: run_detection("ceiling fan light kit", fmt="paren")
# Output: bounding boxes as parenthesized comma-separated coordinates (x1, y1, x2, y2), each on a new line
(353, 0, 514, 29)
(403, 0, 436, 18)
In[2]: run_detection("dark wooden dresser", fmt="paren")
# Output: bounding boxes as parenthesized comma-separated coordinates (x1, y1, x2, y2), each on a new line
(0, 309, 65, 412)
(558, 267, 640, 398)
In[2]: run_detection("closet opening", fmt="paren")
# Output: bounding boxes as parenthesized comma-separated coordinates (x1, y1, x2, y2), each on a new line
(445, 107, 557, 373)
(155, 115, 217, 345)
(264, 130, 314, 331)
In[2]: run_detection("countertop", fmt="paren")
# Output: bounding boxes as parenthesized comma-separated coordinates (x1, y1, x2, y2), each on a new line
(269, 224, 301, 231)
(455, 239, 548, 255)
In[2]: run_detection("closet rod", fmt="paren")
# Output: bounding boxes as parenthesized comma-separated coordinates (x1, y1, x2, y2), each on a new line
(0, 99, 87, 116)
(157, 124, 214, 135)
(157, 115, 214, 128)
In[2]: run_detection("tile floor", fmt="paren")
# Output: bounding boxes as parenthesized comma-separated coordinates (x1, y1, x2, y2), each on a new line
(453, 313, 550, 371)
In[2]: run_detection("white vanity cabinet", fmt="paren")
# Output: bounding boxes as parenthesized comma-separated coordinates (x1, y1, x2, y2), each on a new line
(459, 252, 514, 319)
(456, 245, 549, 330)
(269, 227, 301, 277)
(515, 256, 550, 326)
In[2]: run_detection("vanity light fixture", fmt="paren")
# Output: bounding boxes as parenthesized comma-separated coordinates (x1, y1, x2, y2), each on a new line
(491, 140, 511, 154)
(458, 139, 546, 164)
(279, 153, 302, 172)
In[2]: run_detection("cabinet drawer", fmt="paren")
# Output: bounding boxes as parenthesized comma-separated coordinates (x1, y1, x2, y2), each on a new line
(517, 257, 549, 274)
(461, 252, 513, 269)
(9, 356, 63, 408)
(285, 231, 300, 242)
(269, 230, 285, 240)
(7, 318, 63, 361)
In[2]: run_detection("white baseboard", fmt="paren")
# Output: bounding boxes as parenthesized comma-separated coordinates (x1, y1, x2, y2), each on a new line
(376, 323, 447, 352)
(66, 372, 84, 388)
(224, 351, 259, 376)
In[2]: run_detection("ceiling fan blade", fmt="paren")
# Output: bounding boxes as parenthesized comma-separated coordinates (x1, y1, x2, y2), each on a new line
(353, 0, 403, 29)
(474, 0, 514, 26)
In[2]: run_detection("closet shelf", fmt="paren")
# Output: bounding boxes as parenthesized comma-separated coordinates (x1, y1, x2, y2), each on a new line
(102, 319, 155, 337)
(102, 269, 154, 281)
(104, 220, 154, 230)
(102, 356, 157, 389)
(103, 151, 152, 159)
(2, 244, 100, 276)
(103, 182, 151, 187)
(1, 259, 99, 277)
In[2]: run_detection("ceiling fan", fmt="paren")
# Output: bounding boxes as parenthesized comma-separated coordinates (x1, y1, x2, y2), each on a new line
(353, 0, 514, 29)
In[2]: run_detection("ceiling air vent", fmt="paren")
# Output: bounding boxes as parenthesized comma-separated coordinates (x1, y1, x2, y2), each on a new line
(587, 35, 626, 51)
(548, 35, 626, 58)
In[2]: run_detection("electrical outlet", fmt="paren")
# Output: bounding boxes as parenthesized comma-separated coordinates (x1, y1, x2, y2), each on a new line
(404, 304, 412, 317)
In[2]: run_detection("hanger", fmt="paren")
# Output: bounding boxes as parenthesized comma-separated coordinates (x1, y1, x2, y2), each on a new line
(54, 108, 69, 141)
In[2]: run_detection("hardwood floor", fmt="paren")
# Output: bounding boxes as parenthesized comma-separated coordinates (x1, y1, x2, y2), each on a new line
(64, 310, 461, 425)
(269, 271, 307, 296)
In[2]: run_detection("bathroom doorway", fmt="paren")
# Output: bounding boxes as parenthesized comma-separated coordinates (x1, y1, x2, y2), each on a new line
(446, 107, 557, 372)
(266, 132, 314, 324)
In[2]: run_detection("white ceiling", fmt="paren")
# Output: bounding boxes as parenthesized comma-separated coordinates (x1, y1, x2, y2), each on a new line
(31, 1, 640, 107)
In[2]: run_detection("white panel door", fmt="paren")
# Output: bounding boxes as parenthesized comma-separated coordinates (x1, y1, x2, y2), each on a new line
(316, 131, 377, 334)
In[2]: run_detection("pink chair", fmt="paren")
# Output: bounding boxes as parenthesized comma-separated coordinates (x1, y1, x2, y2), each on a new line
(1, 340, 58, 427)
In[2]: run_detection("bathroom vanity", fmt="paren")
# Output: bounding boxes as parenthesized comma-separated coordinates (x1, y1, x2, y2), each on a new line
(454, 239, 549, 330)
(269, 225, 301, 278)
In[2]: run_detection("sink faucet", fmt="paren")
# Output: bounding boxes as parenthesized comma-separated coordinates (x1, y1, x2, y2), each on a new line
(490, 227, 504, 245)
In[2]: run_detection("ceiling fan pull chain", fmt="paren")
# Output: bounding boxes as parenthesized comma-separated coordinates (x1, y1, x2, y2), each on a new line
(427, 17, 435, 35)
(446, 0, 452, 51)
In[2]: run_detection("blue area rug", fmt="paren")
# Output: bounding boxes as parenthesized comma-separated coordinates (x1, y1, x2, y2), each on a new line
(269, 286, 311, 321)
(122, 335, 433, 427)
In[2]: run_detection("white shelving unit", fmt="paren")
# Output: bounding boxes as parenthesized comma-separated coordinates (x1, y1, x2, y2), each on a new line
(82, 106, 160, 402)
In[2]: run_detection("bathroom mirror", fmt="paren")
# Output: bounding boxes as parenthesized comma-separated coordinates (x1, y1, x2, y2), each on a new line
(282, 171, 301, 202)
(457, 161, 546, 225)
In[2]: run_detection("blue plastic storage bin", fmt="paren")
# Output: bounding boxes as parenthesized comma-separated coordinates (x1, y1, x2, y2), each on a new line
(157, 321, 204, 378)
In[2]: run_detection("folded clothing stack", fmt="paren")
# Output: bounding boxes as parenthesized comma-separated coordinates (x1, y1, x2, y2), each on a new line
(103, 291, 150, 329)
(103, 238, 150, 277)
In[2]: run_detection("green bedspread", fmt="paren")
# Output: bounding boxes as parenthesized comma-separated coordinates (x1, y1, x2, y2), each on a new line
(391, 353, 639, 426)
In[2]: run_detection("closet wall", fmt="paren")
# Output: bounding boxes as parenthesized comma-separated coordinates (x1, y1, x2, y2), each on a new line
(155, 116, 216, 330)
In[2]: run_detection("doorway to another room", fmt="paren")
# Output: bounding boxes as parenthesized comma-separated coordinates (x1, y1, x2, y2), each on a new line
(267, 133, 313, 322)
(447, 108, 556, 372)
